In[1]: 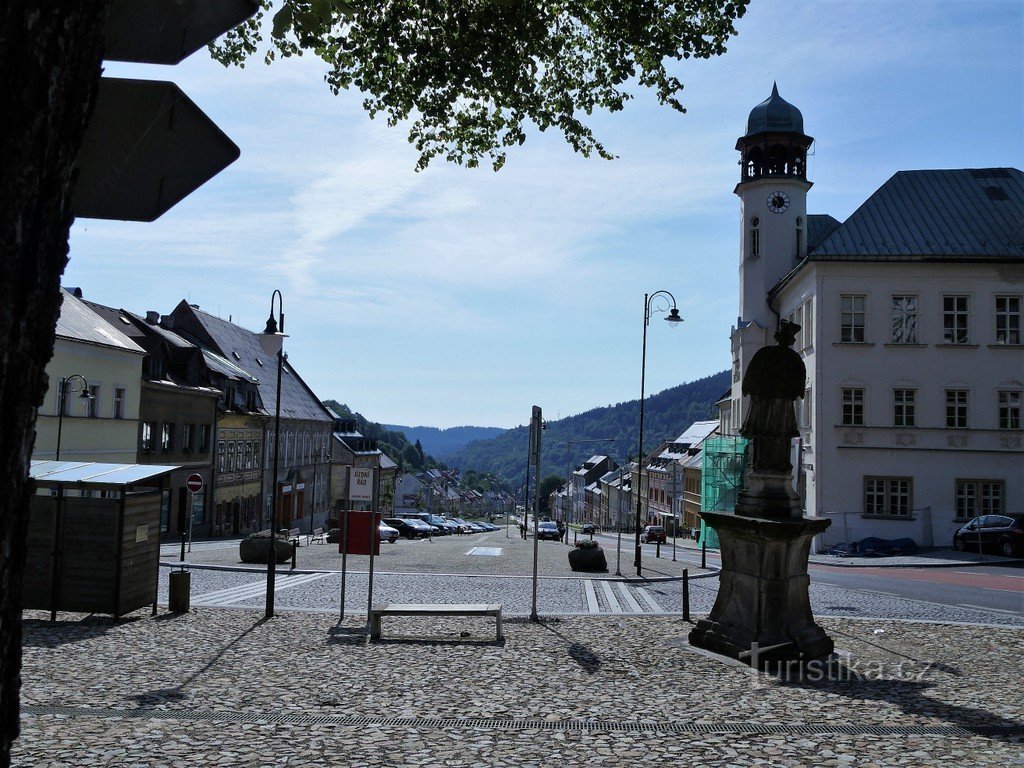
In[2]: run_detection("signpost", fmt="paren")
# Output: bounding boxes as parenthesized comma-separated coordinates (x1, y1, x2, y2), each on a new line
(185, 473, 203, 553)
(73, 0, 258, 222)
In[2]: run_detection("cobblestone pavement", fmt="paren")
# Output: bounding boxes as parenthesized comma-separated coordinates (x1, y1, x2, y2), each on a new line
(14, 610, 1024, 766)
(157, 529, 1024, 627)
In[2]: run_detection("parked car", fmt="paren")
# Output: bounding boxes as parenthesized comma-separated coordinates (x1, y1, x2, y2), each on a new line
(641, 525, 667, 544)
(536, 521, 561, 541)
(404, 518, 434, 537)
(379, 523, 400, 544)
(581, 522, 597, 535)
(383, 518, 422, 540)
(450, 518, 477, 534)
(953, 514, 1024, 557)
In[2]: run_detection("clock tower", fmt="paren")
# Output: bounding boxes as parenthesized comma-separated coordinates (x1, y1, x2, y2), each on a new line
(728, 84, 813, 431)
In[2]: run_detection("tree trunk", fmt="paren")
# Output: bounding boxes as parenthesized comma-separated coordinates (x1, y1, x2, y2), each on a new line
(0, 2, 109, 764)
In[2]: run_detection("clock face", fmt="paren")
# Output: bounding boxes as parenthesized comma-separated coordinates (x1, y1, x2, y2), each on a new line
(767, 191, 791, 214)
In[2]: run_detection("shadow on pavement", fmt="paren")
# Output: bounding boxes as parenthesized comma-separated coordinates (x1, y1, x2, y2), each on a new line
(22, 614, 142, 649)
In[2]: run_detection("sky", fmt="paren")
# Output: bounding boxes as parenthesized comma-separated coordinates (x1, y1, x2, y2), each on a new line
(65, 0, 1023, 430)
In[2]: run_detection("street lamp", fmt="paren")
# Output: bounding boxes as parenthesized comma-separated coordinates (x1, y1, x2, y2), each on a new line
(634, 290, 682, 576)
(55, 374, 93, 460)
(257, 289, 287, 619)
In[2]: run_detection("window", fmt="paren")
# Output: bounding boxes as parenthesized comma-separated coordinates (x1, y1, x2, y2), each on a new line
(945, 390, 968, 429)
(227, 441, 235, 471)
(88, 385, 100, 418)
(140, 422, 155, 453)
(245, 441, 254, 470)
(943, 295, 969, 344)
(841, 387, 864, 426)
(253, 441, 261, 470)
(182, 424, 194, 453)
(956, 480, 1004, 519)
(113, 387, 126, 419)
(245, 389, 258, 411)
(161, 423, 173, 452)
(864, 477, 912, 516)
(217, 441, 225, 472)
(995, 296, 1021, 344)
(891, 295, 918, 344)
(795, 216, 803, 261)
(750, 216, 760, 258)
(147, 356, 166, 380)
(999, 390, 1021, 429)
(840, 295, 866, 343)
(802, 388, 813, 429)
(893, 389, 916, 427)
(801, 298, 814, 349)
(199, 424, 211, 453)
(186, 366, 199, 386)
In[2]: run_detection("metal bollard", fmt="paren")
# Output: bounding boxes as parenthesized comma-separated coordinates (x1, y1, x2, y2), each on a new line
(291, 539, 298, 569)
(179, 531, 186, 566)
(682, 568, 690, 622)
(656, 542, 661, 559)
(701, 540, 707, 569)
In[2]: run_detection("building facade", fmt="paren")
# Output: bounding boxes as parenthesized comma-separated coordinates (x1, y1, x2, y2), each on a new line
(723, 85, 1023, 550)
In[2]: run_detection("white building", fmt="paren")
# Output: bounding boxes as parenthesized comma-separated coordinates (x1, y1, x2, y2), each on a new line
(724, 85, 1022, 551)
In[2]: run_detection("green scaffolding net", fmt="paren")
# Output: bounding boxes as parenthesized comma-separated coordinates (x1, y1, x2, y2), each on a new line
(699, 435, 749, 549)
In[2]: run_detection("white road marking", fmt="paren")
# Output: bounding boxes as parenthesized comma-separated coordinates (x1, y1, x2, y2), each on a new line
(600, 580, 623, 613)
(635, 587, 666, 614)
(192, 572, 331, 607)
(616, 582, 644, 613)
(583, 580, 600, 614)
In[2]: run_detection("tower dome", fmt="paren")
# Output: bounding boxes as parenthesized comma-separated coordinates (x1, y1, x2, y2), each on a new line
(736, 83, 813, 184)
(745, 82, 804, 137)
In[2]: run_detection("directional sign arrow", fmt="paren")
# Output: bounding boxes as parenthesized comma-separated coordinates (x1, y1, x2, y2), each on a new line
(72, 78, 240, 222)
(104, 0, 259, 65)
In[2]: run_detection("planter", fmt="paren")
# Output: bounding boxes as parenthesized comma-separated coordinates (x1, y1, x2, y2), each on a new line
(239, 536, 293, 564)
(568, 546, 607, 573)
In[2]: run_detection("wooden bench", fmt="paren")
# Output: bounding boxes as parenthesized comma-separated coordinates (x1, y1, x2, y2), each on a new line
(309, 527, 326, 545)
(369, 603, 503, 642)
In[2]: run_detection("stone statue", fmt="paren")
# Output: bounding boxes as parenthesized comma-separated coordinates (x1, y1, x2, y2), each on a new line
(740, 320, 804, 474)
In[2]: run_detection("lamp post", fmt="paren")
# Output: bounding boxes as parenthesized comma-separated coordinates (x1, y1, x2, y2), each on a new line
(634, 291, 682, 576)
(55, 374, 92, 460)
(258, 290, 287, 619)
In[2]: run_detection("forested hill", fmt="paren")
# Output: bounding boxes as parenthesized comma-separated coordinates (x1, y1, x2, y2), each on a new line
(322, 399, 447, 474)
(382, 425, 506, 458)
(444, 370, 730, 486)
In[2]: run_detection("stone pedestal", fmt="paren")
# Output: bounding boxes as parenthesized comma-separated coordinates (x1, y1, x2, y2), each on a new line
(688, 510, 833, 667)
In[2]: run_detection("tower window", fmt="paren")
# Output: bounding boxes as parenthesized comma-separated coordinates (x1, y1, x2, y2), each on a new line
(751, 217, 760, 258)
(795, 217, 803, 261)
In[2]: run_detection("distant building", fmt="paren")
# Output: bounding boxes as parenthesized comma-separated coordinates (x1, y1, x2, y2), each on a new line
(34, 289, 144, 464)
(723, 84, 1022, 550)
(329, 417, 397, 518)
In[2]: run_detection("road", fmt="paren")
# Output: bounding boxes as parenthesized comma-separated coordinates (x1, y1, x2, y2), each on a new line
(159, 526, 1022, 625)
(607, 532, 1023, 617)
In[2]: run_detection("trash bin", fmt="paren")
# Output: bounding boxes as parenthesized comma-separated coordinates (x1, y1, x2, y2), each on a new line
(169, 570, 190, 613)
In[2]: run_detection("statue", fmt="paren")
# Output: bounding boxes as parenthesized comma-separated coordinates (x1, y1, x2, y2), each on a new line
(740, 320, 804, 474)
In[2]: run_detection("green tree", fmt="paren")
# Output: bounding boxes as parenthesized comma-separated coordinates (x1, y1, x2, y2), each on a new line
(1, 2, 747, 761)
(538, 474, 564, 515)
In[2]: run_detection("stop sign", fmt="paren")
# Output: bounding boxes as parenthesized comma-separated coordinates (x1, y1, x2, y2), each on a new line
(185, 473, 204, 493)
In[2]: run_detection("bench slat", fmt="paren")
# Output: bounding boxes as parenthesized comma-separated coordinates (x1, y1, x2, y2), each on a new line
(369, 603, 503, 642)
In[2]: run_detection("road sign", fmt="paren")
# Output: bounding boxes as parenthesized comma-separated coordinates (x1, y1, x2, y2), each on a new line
(186, 473, 204, 493)
(73, 78, 240, 222)
(104, 0, 259, 65)
(73, 0, 258, 221)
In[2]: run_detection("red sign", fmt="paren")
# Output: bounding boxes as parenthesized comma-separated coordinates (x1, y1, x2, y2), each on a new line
(185, 473, 204, 493)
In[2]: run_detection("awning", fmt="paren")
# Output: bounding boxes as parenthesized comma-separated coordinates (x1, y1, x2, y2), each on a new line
(30, 460, 181, 486)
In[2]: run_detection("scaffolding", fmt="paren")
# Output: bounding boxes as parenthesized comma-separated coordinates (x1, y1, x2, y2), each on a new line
(698, 435, 749, 549)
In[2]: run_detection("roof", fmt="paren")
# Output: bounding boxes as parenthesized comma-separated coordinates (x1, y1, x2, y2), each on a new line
(807, 214, 842, 249)
(674, 420, 719, 446)
(808, 168, 1024, 261)
(744, 83, 806, 138)
(171, 301, 331, 424)
(30, 460, 179, 486)
(55, 289, 145, 355)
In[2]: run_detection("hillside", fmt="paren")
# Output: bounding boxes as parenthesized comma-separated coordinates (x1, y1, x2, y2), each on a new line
(322, 399, 447, 474)
(444, 370, 730, 486)
(382, 425, 506, 458)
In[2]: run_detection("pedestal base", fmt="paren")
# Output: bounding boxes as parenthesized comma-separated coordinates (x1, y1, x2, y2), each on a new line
(689, 510, 833, 667)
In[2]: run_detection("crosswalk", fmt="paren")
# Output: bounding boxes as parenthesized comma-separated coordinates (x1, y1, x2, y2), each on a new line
(583, 580, 666, 614)
(191, 572, 332, 607)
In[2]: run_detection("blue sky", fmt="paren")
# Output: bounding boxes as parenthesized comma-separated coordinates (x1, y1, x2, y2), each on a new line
(66, 0, 1023, 429)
